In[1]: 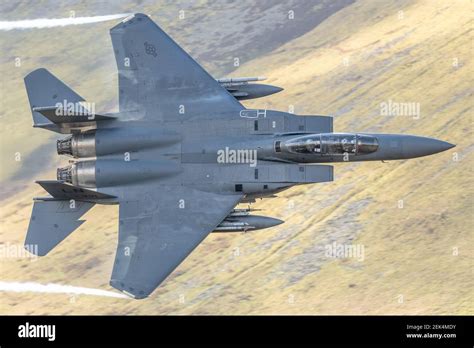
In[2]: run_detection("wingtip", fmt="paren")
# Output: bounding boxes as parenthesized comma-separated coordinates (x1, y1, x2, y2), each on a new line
(109, 280, 150, 300)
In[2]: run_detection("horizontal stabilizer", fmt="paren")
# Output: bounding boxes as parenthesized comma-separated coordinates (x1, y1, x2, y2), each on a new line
(36, 180, 116, 201)
(24, 68, 84, 131)
(32, 106, 115, 124)
(25, 200, 95, 256)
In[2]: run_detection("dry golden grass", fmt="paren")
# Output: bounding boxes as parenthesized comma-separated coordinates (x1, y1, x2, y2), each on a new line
(0, 0, 472, 314)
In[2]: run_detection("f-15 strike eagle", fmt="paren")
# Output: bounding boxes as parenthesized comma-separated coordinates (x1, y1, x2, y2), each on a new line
(24, 13, 454, 299)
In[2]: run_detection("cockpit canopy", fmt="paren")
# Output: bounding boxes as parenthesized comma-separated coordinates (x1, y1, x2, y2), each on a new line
(283, 133, 378, 155)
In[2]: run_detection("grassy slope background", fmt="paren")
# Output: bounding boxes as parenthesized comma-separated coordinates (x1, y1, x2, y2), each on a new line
(0, 0, 472, 314)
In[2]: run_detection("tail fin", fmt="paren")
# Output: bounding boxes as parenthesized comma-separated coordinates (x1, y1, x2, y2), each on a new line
(24, 68, 85, 132)
(25, 199, 95, 256)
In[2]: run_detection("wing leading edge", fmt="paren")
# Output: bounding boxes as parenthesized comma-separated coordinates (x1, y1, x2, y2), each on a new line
(110, 186, 243, 299)
(110, 13, 243, 121)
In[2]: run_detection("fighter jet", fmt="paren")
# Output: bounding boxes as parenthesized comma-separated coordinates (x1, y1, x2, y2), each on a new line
(24, 13, 454, 299)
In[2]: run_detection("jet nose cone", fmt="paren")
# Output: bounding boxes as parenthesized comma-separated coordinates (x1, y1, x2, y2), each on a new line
(403, 136, 455, 158)
(441, 141, 456, 151)
(272, 217, 285, 226)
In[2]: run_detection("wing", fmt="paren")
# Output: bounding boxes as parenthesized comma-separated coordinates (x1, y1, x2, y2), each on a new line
(110, 13, 243, 121)
(110, 186, 242, 299)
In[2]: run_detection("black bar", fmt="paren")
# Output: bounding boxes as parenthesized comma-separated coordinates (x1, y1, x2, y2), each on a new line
(0, 315, 471, 346)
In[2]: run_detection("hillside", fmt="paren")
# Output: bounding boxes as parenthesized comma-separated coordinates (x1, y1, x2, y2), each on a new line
(0, 0, 472, 314)
(0, 0, 351, 187)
